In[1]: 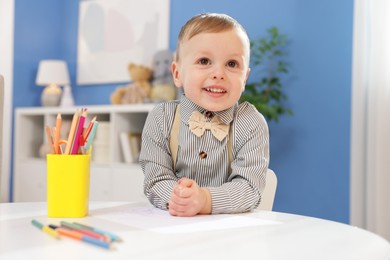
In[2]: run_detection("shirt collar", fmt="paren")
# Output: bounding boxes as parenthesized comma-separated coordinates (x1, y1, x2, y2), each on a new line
(179, 95, 236, 125)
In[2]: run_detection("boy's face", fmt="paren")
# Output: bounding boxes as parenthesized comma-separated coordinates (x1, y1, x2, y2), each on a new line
(172, 29, 250, 112)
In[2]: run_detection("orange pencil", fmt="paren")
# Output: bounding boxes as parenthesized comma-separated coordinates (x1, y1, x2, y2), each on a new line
(60, 221, 111, 242)
(53, 227, 113, 250)
(45, 126, 55, 154)
(64, 109, 80, 154)
(54, 113, 62, 154)
(84, 116, 97, 139)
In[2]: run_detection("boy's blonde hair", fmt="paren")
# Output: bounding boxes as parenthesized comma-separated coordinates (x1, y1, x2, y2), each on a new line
(175, 13, 250, 63)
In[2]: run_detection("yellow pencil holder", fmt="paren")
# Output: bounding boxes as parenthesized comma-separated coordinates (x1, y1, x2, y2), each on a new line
(47, 154, 91, 218)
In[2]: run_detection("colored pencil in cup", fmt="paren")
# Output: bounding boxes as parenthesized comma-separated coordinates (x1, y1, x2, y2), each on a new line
(64, 109, 80, 154)
(84, 121, 98, 152)
(71, 108, 87, 154)
(84, 116, 97, 139)
(45, 126, 55, 154)
(54, 113, 62, 154)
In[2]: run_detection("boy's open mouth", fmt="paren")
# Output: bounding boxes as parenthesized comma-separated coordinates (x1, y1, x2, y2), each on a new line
(204, 87, 227, 93)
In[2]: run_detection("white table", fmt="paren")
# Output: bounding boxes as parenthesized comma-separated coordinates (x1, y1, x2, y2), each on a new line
(1, 202, 389, 260)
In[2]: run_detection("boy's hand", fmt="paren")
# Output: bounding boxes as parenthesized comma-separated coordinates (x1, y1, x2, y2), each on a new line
(168, 178, 211, 217)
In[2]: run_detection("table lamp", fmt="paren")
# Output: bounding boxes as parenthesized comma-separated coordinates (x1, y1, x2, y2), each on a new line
(36, 60, 71, 107)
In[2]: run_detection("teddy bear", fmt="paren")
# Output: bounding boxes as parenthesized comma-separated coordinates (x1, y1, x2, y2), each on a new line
(150, 50, 178, 102)
(110, 63, 152, 104)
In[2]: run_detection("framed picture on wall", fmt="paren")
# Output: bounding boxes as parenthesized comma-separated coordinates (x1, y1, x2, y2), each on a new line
(77, 0, 170, 85)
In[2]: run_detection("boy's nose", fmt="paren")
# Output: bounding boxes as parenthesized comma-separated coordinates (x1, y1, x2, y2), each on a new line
(212, 75, 224, 80)
(211, 66, 225, 80)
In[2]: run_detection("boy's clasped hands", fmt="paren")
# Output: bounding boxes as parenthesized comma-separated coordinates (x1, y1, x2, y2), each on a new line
(168, 178, 211, 217)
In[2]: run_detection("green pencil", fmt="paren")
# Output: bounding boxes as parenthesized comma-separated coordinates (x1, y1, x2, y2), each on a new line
(31, 219, 61, 239)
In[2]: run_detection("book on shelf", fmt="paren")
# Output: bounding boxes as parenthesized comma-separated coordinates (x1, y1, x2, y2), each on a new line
(119, 131, 142, 163)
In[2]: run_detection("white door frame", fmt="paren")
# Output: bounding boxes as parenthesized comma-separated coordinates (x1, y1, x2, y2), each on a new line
(0, 0, 15, 202)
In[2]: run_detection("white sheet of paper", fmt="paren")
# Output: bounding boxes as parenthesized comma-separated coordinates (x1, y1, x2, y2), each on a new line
(96, 206, 281, 234)
(151, 215, 281, 234)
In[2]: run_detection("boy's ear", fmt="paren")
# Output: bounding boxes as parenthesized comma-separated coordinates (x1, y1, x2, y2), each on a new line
(171, 62, 183, 88)
(242, 67, 251, 91)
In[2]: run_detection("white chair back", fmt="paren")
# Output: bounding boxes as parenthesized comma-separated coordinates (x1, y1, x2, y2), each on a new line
(258, 169, 278, 211)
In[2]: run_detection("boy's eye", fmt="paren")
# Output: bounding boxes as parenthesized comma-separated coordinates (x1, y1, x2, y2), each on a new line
(198, 58, 210, 65)
(227, 60, 238, 68)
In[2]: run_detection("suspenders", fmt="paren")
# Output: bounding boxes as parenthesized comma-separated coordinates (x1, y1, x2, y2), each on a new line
(169, 104, 233, 175)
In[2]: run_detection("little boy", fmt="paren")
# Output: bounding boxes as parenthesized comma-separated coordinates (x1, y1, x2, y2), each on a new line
(139, 13, 269, 216)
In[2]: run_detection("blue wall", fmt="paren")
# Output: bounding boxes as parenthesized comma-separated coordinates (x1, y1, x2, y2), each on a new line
(13, 0, 354, 223)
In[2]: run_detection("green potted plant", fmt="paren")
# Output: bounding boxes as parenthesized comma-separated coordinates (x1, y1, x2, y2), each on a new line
(240, 26, 293, 122)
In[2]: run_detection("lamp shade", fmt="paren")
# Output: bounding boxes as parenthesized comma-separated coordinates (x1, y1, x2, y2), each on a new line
(36, 60, 70, 86)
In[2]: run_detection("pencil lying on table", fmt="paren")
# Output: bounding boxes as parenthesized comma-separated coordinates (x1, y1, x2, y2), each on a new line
(31, 219, 61, 239)
(73, 222, 123, 242)
(60, 221, 111, 242)
(49, 224, 113, 250)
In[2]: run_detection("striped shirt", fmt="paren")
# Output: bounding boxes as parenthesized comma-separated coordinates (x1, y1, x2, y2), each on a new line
(139, 95, 269, 214)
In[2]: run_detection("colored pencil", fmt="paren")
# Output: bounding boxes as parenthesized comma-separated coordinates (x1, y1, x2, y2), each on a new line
(71, 108, 87, 154)
(84, 116, 97, 139)
(84, 121, 98, 152)
(73, 222, 123, 242)
(64, 109, 80, 154)
(54, 113, 62, 154)
(45, 126, 55, 154)
(50, 225, 113, 250)
(60, 221, 111, 242)
(31, 219, 61, 239)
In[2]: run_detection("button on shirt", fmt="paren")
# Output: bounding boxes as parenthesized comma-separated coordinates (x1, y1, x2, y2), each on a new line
(139, 95, 270, 214)
(204, 110, 213, 118)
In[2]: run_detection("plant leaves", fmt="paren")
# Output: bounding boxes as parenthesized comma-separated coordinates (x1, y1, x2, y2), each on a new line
(240, 26, 292, 123)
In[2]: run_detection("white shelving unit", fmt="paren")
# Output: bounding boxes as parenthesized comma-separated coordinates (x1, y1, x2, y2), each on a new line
(13, 104, 155, 202)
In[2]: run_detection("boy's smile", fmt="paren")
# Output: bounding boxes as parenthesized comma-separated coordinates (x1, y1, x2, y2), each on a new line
(172, 29, 250, 112)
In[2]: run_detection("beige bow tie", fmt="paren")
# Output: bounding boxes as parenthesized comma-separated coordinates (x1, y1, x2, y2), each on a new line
(188, 111, 229, 141)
